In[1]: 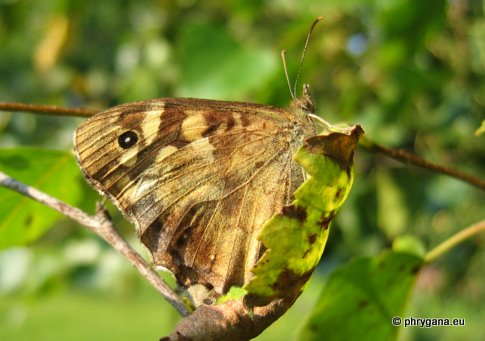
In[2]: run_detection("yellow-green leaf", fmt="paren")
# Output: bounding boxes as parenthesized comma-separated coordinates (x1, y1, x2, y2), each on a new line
(244, 125, 364, 306)
(216, 287, 248, 305)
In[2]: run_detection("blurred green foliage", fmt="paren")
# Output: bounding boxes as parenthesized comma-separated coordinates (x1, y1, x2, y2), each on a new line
(0, 0, 484, 340)
(300, 251, 423, 341)
(0, 149, 85, 248)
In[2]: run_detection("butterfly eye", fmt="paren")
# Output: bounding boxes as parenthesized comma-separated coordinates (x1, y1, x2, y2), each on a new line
(118, 131, 139, 149)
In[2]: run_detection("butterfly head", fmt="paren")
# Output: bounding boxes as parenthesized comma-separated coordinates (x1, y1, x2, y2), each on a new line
(293, 83, 315, 114)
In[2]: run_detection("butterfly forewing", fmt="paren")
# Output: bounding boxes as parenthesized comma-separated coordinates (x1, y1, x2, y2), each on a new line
(74, 97, 316, 294)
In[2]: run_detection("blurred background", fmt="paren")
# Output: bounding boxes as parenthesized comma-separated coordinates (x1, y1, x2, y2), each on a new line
(0, 0, 484, 340)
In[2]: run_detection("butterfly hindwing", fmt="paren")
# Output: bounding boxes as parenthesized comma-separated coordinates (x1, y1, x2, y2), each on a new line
(74, 98, 315, 293)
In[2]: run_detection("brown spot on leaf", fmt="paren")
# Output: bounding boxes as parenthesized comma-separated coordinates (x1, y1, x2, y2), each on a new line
(302, 235, 317, 258)
(318, 212, 336, 230)
(271, 268, 313, 295)
(245, 267, 313, 307)
(282, 205, 307, 222)
(304, 125, 364, 170)
(335, 188, 343, 200)
(255, 161, 264, 168)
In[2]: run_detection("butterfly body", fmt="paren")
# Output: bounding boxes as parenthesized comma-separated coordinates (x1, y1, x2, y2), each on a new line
(74, 97, 318, 294)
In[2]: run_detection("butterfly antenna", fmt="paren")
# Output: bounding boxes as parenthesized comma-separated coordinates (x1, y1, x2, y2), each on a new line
(293, 16, 324, 97)
(281, 49, 296, 100)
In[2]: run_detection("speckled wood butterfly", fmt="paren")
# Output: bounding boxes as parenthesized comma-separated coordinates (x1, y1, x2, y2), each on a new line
(74, 20, 326, 296)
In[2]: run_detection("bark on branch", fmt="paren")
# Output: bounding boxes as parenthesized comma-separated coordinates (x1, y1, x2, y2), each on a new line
(359, 137, 485, 191)
(163, 297, 296, 340)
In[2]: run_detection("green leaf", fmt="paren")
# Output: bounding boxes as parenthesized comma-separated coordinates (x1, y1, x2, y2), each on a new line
(216, 287, 248, 305)
(0, 148, 84, 248)
(392, 234, 426, 257)
(299, 251, 423, 341)
(244, 125, 364, 306)
(376, 170, 408, 237)
(175, 22, 277, 100)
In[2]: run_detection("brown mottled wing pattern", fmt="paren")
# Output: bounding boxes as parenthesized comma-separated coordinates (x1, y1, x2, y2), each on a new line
(74, 98, 315, 294)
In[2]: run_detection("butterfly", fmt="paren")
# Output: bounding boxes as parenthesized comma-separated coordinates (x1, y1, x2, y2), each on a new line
(73, 90, 325, 295)
(74, 18, 330, 296)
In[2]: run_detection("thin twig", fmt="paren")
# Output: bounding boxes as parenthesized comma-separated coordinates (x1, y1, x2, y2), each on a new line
(359, 136, 485, 191)
(0, 102, 99, 117)
(0, 170, 189, 317)
(425, 220, 485, 263)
